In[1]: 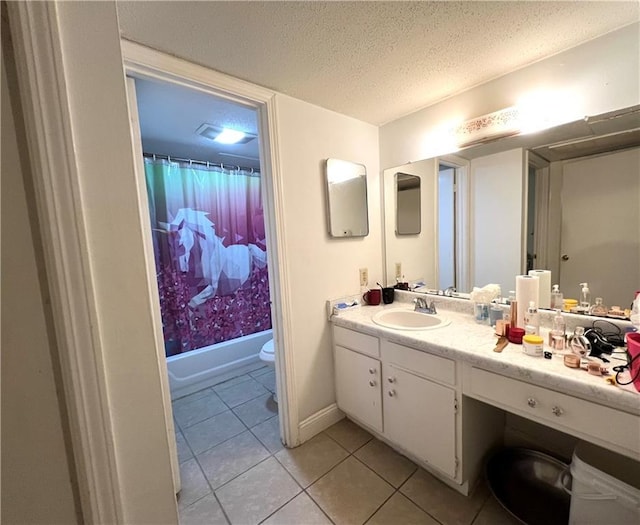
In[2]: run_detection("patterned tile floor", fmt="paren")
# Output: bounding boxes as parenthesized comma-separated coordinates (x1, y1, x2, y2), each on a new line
(174, 365, 518, 525)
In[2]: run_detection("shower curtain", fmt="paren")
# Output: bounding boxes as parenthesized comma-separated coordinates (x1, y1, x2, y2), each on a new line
(145, 157, 271, 357)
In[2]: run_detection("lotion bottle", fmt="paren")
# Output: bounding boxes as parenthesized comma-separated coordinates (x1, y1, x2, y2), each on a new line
(523, 301, 540, 335)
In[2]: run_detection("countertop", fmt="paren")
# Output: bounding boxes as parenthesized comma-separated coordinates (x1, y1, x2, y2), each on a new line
(331, 296, 640, 416)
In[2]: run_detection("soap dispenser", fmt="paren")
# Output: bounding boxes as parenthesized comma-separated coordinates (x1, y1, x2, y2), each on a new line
(551, 284, 564, 310)
(578, 283, 591, 313)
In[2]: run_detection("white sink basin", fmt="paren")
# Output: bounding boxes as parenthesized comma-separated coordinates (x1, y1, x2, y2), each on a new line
(371, 308, 451, 330)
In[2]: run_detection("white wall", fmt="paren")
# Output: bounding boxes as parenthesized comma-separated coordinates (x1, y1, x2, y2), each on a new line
(275, 95, 381, 421)
(470, 149, 525, 294)
(1, 20, 79, 522)
(380, 23, 640, 169)
(383, 159, 438, 288)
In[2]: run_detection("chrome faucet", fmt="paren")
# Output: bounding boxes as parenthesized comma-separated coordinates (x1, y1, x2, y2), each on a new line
(443, 286, 456, 297)
(414, 297, 437, 314)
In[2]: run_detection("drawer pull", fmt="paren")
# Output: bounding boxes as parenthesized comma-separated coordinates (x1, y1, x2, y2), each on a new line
(387, 376, 396, 383)
(388, 389, 396, 397)
(369, 380, 377, 387)
(527, 398, 537, 408)
(369, 368, 377, 374)
(552, 406, 564, 417)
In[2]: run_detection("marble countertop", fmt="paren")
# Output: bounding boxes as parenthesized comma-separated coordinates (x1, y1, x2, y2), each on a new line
(331, 296, 640, 416)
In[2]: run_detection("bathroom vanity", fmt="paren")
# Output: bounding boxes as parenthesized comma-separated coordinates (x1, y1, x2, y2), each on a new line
(331, 298, 640, 495)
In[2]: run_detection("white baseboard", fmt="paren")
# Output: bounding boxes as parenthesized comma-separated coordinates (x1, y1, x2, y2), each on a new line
(298, 403, 344, 443)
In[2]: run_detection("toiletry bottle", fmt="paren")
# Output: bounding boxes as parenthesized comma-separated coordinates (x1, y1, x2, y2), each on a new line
(489, 300, 503, 327)
(579, 282, 591, 313)
(551, 284, 564, 310)
(569, 326, 591, 357)
(550, 309, 566, 353)
(509, 300, 518, 329)
(589, 297, 607, 316)
(523, 301, 540, 335)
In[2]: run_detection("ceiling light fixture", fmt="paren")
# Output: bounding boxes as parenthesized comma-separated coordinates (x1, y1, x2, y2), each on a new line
(195, 123, 256, 144)
(213, 128, 246, 144)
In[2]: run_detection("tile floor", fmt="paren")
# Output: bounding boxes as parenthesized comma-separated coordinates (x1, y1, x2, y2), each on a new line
(174, 365, 518, 525)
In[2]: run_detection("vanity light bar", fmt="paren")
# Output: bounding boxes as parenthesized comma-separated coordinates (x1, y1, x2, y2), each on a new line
(454, 107, 522, 148)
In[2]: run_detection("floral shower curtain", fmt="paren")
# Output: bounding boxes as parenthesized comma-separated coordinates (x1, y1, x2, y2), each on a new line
(145, 157, 271, 357)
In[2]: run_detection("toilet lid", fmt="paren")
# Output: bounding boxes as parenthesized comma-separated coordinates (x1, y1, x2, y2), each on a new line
(261, 339, 274, 355)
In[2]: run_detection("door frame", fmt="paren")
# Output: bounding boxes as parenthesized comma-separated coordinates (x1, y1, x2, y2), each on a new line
(7, 2, 298, 522)
(120, 40, 298, 449)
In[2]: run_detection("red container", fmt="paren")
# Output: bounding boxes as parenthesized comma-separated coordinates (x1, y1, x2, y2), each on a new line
(508, 327, 525, 345)
(626, 332, 640, 392)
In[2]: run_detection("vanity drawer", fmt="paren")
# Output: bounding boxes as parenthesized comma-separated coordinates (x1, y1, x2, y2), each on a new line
(381, 340, 455, 385)
(465, 366, 640, 458)
(333, 325, 379, 358)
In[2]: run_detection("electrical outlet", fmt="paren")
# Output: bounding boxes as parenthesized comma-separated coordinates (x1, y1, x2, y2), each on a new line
(395, 262, 402, 280)
(359, 268, 368, 287)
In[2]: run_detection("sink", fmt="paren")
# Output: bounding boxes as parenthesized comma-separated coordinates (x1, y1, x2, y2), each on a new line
(371, 308, 451, 330)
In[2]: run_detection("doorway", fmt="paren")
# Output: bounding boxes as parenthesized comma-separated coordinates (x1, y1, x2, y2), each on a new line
(122, 42, 295, 512)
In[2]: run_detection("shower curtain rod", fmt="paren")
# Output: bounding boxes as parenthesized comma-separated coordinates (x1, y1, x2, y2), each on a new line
(143, 152, 260, 174)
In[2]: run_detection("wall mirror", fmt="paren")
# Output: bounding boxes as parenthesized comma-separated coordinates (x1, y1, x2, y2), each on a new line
(396, 173, 421, 234)
(382, 105, 640, 310)
(325, 158, 369, 237)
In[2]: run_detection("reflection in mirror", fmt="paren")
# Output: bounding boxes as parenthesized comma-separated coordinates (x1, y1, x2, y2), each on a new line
(438, 164, 456, 290)
(325, 158, 369, 238)
(382, 105, 640, 315)
(396, 173, 421, 235)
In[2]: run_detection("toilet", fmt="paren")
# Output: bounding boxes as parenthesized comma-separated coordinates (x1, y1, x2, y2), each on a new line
(259, 338, 277, 403)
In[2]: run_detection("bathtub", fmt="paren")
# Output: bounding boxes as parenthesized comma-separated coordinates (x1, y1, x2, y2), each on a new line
(166, 329, 273, 400)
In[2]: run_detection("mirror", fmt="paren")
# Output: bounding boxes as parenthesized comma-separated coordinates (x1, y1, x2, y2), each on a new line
(396, 173, 421, 234)
(382, 105, 640, 310)
(325, 158, 369, 237)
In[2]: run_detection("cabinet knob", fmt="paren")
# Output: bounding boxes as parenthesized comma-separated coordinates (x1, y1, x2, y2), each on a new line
(369, 380, 377, 387)
(387, 377, 396, 383)
(527, 398, 537, 408)
(388, 389, 396, 397)
(369, 368, 377, 374)
(552, 406, 563, 417)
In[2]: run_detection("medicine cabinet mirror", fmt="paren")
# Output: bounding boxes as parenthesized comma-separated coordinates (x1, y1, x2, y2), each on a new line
(382, 105, 640, 310)
(325, 158, 369, 238)
(396, 173, 421, 235)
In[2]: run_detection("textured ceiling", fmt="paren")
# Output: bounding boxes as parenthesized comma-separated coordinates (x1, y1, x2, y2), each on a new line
(117, 1, 639, 125)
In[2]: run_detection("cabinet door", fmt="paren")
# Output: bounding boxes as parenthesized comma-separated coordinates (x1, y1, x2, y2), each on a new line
(335, 345, 382, 433)
(383, 363, 457, 477)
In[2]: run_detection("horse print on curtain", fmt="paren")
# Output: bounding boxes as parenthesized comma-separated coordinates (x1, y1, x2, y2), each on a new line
(145, 157, 271, 357)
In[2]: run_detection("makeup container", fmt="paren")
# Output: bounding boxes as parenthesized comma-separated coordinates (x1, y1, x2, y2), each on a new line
(522, 334, 544, 357)
(564, 354, 581, 368)
(508, 327, 525, 345)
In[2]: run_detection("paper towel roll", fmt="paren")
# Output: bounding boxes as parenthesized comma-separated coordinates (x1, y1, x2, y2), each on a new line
(516, 275, 540, 328)
(529, 269, 551, 309)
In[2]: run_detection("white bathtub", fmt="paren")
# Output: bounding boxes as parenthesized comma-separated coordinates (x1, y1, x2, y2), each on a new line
(166, 329, 273, 400)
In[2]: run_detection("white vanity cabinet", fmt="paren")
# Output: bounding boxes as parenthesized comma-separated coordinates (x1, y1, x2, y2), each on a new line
(383, 363, 457, 477)
(333, 326, 461, 482)
(381, 340, 458, 478)
(333, 326, 383, 433)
